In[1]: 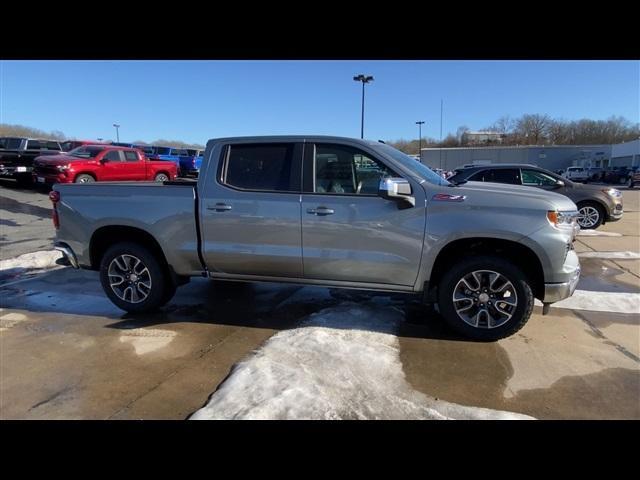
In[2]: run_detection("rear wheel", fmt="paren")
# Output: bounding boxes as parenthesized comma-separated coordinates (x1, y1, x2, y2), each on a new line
(154, 173, 169, 182)
(437, 256, 534, 341)
(75, 174, 95, 183)
(577, 201, 604, 229)
(99, 242, 172, 313)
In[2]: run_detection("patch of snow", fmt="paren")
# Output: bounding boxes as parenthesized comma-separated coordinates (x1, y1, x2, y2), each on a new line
(191, 302, 534, 420)
(0, 250, 62, 271)
(536, 290, 640, 314)
(578, 251, 640, 259)
(576, 230, 622, 237)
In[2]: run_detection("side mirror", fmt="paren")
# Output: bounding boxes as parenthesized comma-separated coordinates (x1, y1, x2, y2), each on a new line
(378, 177, 415, 206)
(555, 179, 565, 188)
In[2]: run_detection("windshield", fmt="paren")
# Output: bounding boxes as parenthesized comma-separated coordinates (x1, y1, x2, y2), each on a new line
(1, 138, 23, 149)
(375, 143, 450, 186)
(68, 146, 105, 159)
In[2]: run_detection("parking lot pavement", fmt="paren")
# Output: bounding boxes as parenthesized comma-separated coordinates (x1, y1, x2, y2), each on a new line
(0, 179, 54, 261)
(0, 185, 639, 419)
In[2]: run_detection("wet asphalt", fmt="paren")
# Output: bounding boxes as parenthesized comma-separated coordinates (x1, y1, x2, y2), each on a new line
(0, 181, 638, 419)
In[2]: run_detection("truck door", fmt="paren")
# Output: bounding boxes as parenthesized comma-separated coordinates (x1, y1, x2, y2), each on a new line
(300, 142, 426, 287)
(122, 150, 146, 180)
(99, 150, 127, 180)
(199, 142, 304, 278)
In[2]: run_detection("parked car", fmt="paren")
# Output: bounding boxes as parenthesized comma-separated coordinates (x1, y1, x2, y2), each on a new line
(51, 136, 581, 341)
(626, 167, 640, 188)
(182, 149, 201, 177)
(32, 145, 178, 184)
(562, 166, 589, 182)
(585, 167, 604, 182)
(60, 140, 109, 152)
(0, 137, 62, 184)
(448, 164, 623, 229)
(602, 166, 635, 185)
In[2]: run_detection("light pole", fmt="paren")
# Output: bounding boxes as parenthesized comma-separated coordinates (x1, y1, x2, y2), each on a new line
(416, 121, 425, 161)
(353, 74, 374, 139)
(112, 124, 120, 143)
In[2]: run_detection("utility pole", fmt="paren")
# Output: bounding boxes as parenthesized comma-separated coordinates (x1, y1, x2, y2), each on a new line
(416, 121, 425, 162)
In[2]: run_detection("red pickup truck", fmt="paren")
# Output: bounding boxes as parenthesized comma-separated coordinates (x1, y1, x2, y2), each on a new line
(32, 145, 178, 184)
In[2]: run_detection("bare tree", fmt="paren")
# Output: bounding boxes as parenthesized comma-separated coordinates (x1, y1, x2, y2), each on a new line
(515, 114, 551, 144)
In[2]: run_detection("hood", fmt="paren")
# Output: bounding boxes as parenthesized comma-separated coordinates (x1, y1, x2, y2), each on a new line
(447, 181, 578, 212)
(569, 182, 616, 193)
(34, 154, 91, 166)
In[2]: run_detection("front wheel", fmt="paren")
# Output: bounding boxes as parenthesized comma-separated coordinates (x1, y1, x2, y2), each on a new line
(437, 256, 534, 341)
(99, 242, 173, 313)
(75, 174, 95, 183)
(628, 178, 635, 189)
(577, 202, 604, 229)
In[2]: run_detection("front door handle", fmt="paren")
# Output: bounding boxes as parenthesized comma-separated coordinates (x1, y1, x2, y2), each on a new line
(307, 206, 334, 216)
(207, 203, 232, 212)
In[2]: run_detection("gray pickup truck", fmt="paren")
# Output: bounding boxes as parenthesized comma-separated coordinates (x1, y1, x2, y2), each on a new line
(52, 136, 581, 340)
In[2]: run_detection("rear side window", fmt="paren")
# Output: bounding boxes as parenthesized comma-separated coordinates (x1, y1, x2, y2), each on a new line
(46, 141, 61, 150)
(491, 169, 521, 184)
(222, 144, 297, 192)
(124, 151, 139, 162)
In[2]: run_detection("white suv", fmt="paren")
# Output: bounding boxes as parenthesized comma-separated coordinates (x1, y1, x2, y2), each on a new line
(563, 166, 589, 182)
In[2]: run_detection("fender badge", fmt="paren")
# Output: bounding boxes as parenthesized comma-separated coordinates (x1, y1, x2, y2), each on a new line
(432, 193, 466, 202)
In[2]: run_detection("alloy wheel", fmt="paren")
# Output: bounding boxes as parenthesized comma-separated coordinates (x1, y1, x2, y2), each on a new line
(107, 254, 152, 303)
(577, 206, 600, 228)
(452, 270, 518, 329)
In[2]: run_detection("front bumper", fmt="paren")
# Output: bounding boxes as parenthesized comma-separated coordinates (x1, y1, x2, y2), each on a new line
(33, 172, 72, 184)
(0, 165, 33, 176)
(543, 249, 581, 303)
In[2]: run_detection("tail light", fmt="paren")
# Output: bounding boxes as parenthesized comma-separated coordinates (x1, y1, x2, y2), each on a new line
(49, 190, 60, 229)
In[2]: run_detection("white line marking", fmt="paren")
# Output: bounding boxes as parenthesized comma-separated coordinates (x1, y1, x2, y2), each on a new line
(536, 289, 640, 314)
(578, 251, 640, 259)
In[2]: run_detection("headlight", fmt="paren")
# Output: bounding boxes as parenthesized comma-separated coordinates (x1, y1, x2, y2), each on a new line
(56, 164, 70, 171)
(602, 188, 622, 198)
(547, 210, 578, 228)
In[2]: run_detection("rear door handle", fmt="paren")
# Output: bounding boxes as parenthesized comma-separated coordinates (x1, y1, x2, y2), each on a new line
(207, 203, 232, 212)
(307, 206, 334, 216)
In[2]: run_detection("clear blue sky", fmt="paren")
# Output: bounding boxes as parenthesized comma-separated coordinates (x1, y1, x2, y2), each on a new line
(1, 60, 638, 145)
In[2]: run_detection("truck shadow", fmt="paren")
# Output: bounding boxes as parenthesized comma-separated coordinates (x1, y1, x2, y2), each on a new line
(105, 280, 467, 342)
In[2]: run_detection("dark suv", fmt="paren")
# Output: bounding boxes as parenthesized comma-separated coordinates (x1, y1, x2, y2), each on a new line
(448, 164, 623, 229)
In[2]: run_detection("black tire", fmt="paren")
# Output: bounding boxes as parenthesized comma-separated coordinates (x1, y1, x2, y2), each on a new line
(437, 255, 534, 341)
(576, 201, 604, 229)
(99, 242, 172, 313)
(75, 174, 95, 183)
(628, 178, 634, 189)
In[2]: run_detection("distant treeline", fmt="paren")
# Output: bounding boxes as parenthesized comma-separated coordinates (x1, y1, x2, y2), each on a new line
(388, 115, 640, 154)
(0, 123, 206, 150)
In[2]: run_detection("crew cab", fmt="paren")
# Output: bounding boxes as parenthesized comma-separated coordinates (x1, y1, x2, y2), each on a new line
(0, 137, 62, 184)
(51, 136, 581, 341)
(33, 145, 178, 184)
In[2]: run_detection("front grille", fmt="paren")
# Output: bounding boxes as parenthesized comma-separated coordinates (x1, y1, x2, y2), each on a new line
(34, 165, 59, 175)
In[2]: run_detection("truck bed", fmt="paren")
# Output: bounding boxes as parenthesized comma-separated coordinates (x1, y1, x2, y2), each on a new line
(53, 181, 204, 275)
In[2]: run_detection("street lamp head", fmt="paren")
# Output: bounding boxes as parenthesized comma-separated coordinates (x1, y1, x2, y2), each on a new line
(416, 121, 425, 125)
(353, 74, 374, 83)
(113, 124, 120, 128)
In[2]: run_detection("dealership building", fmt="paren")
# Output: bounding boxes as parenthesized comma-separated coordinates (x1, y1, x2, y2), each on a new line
(420, 139, 640, 172)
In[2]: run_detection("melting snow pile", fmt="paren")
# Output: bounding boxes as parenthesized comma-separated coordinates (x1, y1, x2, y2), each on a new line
(0, 250, 63, 282)
(191, 301, 534, 420)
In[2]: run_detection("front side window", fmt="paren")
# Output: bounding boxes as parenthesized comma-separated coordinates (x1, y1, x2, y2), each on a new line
(521, 169, 557, 186)
(314, 144, 397, 194)
(222, 143, 296, 192)
(103, 150, 123, 162)
(26, 140, 43, 150)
